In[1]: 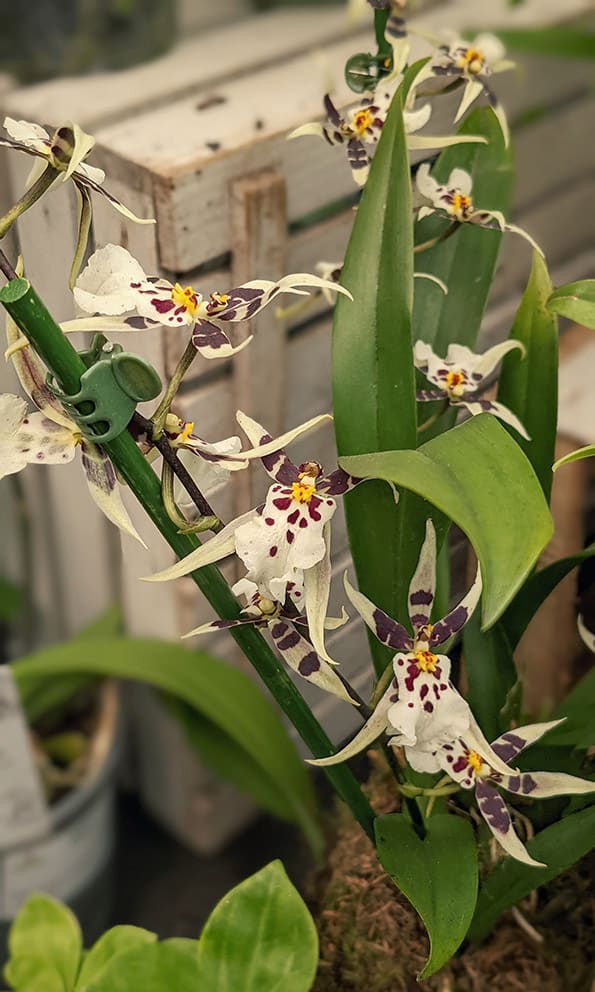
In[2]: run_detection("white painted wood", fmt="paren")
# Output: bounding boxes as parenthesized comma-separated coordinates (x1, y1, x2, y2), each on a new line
(178, 0, 252, 35)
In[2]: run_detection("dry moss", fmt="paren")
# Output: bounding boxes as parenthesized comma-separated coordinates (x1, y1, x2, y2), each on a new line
(310, 760, 594, 992)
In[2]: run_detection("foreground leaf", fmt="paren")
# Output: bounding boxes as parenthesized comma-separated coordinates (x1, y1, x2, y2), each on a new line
(546, 668, 595, 748)
(547, 279, 595, 327)
(375, 813, 478, 978)
(496, 27, 595, 60)
(6, 894, 82, 992)
(11, 639, 319, 848)
(85, 943, 200, 992)
(469, 806, 595, 942)
(76, 927, 156, 991)
(497, 251, 558, 502)
(341, 416, 553, 627)
(196, 861, 318, 992)
(462, 615, 517, 741)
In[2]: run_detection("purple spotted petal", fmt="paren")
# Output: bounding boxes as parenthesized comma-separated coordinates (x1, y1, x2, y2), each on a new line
(343, 574, 412, 652)
(475, 780, 544, 866)
(408, 519, 436, 632)
(235, 411, 299, 484)
(80, 441, 145, 545)
(429, 561, 481, 646)
(324, 94, 343, 130)
(318, 467, 363, 496)
(503, 770, 595, 800)
(270, 619, 356, 704)
(191, 319, 234, 354)
(346, 137, 370, 187)
(416, 389, 444, 402)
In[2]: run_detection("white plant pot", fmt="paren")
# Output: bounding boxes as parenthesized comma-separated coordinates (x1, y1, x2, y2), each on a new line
(0, 681, 121, 949)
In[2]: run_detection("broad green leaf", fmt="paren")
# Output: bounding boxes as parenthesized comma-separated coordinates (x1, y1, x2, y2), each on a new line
(76, 926, 156, 991)
(497, 251, 558, 502)
(15, 607, 122, 724)
(11, 639, 319, 847)
(469, 805, 595, 942)
(375, 813, 478, 978)
(496, 27, 595, 59)
(413, 107, 513, 361)
(546, 668, 595, 747)
(165, 698, 323, 853)
(554, 444, 595, 470)
(547, 279, 595, 327)
(85, 943, 200, 992)
(196, 860, 318, 992)
(333, 66, 417, 673)
(462, 615, 517, 741)
(341, 415, 553, 627)
(501, 542, 595, 649)
(6, 894, 82, 992)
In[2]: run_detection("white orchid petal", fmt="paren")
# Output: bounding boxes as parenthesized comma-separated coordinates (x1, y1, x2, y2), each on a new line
(504, 222, 544, 257)
(475, 782, 545, 867)
(408, 518, 436, 631)
(307, 682, 395, 766)
(578, 614, 595, 653)
(236, 410, 331, 456)
(80, 442, 146, 546)
(74, 244, 148, 315)
(4, 117, 50, 149)
(507, 770, 595, 799)
(304, 523, 336, 665)
(459, 400, 530, 440)
(287, 122, 326, 142)
(143, 510, 256, 582)
(454, 79, 485, 122)
(415, 162, 439, 201)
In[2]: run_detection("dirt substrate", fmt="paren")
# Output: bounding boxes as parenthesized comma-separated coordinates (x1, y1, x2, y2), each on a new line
(310, 765, 594, 992)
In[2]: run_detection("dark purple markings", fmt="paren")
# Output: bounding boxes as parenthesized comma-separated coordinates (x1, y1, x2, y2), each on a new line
(272, 496, 292, 511)
(476, 781, 511, 835)
(275, 627, 301, 652)
(346, 137, 369, 174)
(491, 731, 525, 764)
(506, 773, 538, 796)
(323, 93, 343, 129)
(261, 448, 299, 486)
(80, 445, 117, 491)
(191, 320, 231, 351)
(124, 316, 156, 330)
(319, 468, 362, 496)
(372, 608, 411, 652)
(416, 389, 444, 401)
(286, 530, 294, 544)
(410, 589, 433, 607)
(386, 13, 406, 39)
(430, 605, 469, 646)
(307, 498, 322, 522)
(478, 400, 494, 412)
(287, 509, 300, 525)
(298, 650, 321, 677)
(299, 518, 308, 529)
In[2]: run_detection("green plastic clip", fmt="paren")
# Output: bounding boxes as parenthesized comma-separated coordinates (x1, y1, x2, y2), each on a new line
(47, 334, 162, 442)
(344, 52, 393, 94)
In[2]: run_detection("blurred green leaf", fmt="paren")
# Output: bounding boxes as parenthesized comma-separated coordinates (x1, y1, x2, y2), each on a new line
(501, 542, 595, 649)
(469, 806, 595, 942)
(333, 66, 418, 674)
(85, 943, 200, 992)
(5, 894, 82, 992)
(196, 861, 318, 991)
(497, 252, 558, 502)
(0, 577, 23, 622)
(547, 279, 595, 327)
(375, 813, 477, 978)
(463, 616, 517, 741)
(12, 638, 319, 848)
(341, 416, 553, 627)
(76, 926, 156, 991)
(546, 668, 595, 747)
(496, 27, 595, 59)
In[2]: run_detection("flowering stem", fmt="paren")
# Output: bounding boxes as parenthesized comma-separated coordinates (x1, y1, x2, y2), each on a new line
(0, 257, 376, 841)
(414, 221, 459, 255)
(0, 165, 60, 239)
(417, 399, 449, 433)
(151, 340, 197, 440)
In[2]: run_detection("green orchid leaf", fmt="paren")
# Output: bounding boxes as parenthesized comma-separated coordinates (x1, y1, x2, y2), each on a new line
(0, 577, 23, 622)
(469, 805, 595, 943)
(495, 27, 595, 59)
(462, 615, 517, 741)
(333, 64, 429, 674)
(85, 943, 201, 992)
(196, 860, 318, 992)
(501, 542, 595, 649)
(76, 927, 157, 991)
(545, 668, 595, 748)
(341, 415, 553, 627)
(375, 813, 478, 978)
(11, 638, 320, 850)
(554, 444, 595, 470)
(547, 279, 595, 327)
(5, 894, 82, 992)
(413, 107, 513, 361)
(497, 251, 558, 502)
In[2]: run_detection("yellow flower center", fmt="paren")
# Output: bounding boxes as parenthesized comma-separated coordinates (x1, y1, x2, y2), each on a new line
(291, 481, 316, 503)
(178, 421, 194, 444)
(457, 47, 485, 75)
(465, 749, 483, 774)
(445, 369, 467, 397)
(171, 283, 199, 315)
(449, 192, 473, 220)
(351, 108, 374, 136)
(257, 595, 278, 616)
(414, 650, 438, 673)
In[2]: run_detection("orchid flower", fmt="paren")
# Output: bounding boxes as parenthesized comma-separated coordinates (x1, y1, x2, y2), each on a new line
(309, 520, 482, 766)
(431, 719, 595, 866)
(427, 33, 514, 145)
(1, 309, 145, 544)
(0, 118, 154, 284)
(67, 244, 351, 360)
(144, 411, 368, 666)
(365, 0, 410, 75)
(288, 71, 486, 188)
(415, 164, 543, 254)
(182, 577, 356, 705)
(414, 339, 530, 438)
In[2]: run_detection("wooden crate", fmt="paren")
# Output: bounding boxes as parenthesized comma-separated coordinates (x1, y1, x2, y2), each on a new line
(3, 0, 595, 849)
